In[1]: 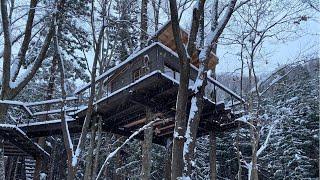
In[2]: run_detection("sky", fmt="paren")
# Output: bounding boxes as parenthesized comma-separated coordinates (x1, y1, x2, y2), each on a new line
(72, 1, 320, 81)
(215, 20, 319, 75)
(175, 1, 320, 75)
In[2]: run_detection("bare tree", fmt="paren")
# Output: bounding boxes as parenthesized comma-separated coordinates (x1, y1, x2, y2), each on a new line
(182, 1, 238, 178)
(225, 0, 312, 178)
(0, 0, 56, 177)
(151, 0, 161, 31)
(168, 0, 205, 178)
(0, 0, 55, 107)
(140, 0, 148, 48)
(54, 0, 108, 179)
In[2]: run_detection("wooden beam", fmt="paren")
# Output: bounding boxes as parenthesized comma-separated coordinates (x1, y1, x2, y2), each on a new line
(123, 118, 146, 128)
(155, 124, 175, 135)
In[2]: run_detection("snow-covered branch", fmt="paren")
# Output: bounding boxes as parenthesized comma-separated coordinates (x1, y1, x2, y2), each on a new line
(95, 118, 161, 180)
(256, 124, 275, 157)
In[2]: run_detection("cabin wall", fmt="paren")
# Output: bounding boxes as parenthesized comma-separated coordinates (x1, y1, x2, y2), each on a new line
(106, 44, 210, 95)
(109, 47, 162, 92)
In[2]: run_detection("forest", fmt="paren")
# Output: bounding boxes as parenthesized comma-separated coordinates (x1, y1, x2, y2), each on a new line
(0, 0, 319, 179)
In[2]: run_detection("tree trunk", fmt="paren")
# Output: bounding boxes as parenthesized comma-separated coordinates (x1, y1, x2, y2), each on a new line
(209, 131, 217, 180)
(168, 1, 191, 179)
(0, 105, 8, 123)
(0, 128, 5, 180)
(141, 107, 153, 180)
(48, 140, 58, 180)
(152, 0, 161, 32)
(183, 85, 207, 178)
(209, 0, 218, 172)
(84, 117, 97, 180)
(34, 156, 43, 180)
(5, 156, 15, 179)
(0, 104, 8, 179)
(114, 138, 123, 180)
(183, 0, 237, 178)
(13, 157, 20, 180)
(248, 64, 258, 180)
(92, 116, 103, 179)
(236, 123, 242, 180)
(34, 56, 57, 180)
(140, 0, 148, 48)
(164, 139, 172, 180)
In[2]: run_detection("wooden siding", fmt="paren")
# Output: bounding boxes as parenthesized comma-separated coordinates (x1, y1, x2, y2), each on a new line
(105, 43, 209, 96)
(106, 46, 163, 93)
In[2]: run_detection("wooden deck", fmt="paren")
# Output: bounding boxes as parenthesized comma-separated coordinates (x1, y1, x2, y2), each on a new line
(16, 71, 240, 145)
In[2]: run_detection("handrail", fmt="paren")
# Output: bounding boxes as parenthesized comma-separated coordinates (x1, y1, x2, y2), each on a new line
(0, 100, 33, 117)
(25, 97, 78, 107)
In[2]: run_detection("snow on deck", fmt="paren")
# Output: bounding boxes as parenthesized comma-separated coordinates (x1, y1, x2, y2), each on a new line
(18, 118, 75, 127)
(75, 67, 243, 116)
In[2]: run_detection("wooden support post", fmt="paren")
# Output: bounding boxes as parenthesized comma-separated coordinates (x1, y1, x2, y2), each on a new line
(21, 158, 26, 180)
(5, 156, 15, 179)
(0, 139, 5, 180)
(48, 140, 58, 180)
(33, 156, 42, 180)
(209, 130, 217, 180)
(141, 107, 153, 180)
(164, 138, 172, 180)
(34, 137, 45, 180)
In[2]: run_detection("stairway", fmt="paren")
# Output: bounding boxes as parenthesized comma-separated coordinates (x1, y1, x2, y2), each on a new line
(25, 157, 36, 180)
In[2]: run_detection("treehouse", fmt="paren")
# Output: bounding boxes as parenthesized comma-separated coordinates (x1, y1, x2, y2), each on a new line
(0, 21, 244, 163)
(0, 21, 246, 180)
(16, 21, 244, 145)
(66, 21, 244, 145)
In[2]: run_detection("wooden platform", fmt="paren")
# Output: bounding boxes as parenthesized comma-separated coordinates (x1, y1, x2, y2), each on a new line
(0, 125, 49, 160)
(15, 70, 242, 147)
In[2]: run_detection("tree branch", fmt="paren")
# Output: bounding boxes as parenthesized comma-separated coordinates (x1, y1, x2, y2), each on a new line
(1, 0, 12, 95)
(10, 21, 55, 99)
(11, 0, 38, 81)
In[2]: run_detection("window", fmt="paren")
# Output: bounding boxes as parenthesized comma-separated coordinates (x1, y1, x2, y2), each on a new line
(133, 67, 149, 82)
(132, 56, 150, 82)
(143, 55, 149, 67)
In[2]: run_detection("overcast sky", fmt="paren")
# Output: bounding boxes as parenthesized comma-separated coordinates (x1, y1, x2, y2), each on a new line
(216, 20, 319, 75)
(176, 3, 320, 75)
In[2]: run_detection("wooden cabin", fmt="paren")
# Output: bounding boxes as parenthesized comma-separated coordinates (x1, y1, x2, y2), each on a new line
(102, 21, 220, 95)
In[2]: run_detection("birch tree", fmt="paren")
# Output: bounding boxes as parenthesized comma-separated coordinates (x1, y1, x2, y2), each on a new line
(55, 0, 107, 179)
